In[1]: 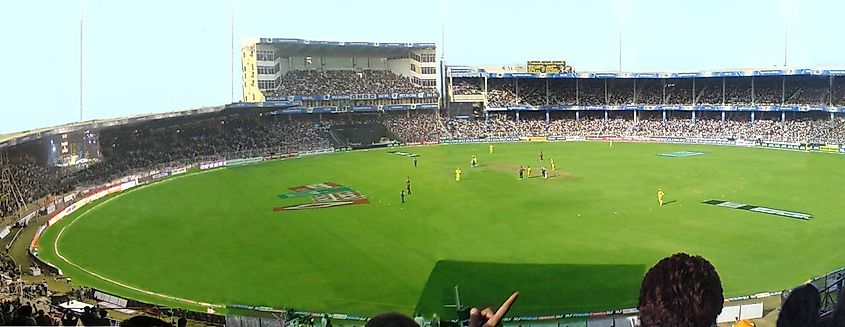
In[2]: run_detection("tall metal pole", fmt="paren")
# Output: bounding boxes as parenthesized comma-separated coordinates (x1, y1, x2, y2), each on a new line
(441, 0, 446, 61)
(783, 22, 788, 67)
(618, 30, 622, 73)
(79, 0, 84, 121)
(440, 0, 447, 113)
(231, 0, 235, 102)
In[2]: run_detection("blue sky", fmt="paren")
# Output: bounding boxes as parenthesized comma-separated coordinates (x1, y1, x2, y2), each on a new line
(0, 0, 841, 134)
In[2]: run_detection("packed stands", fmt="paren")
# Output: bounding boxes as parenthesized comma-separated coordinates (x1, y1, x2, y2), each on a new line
(443, 113, 845, 144)
(480, 76, 839, 107)
(268, 69, 435, 96)
(450, 78, 483, 95)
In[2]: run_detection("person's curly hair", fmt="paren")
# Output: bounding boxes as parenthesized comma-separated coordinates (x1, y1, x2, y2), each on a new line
(366, 312, 419, 327)
(638, 253, 724, 327)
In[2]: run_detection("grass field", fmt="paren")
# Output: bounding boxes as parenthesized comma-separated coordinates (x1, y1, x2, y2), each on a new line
(34, 142, 845, 318)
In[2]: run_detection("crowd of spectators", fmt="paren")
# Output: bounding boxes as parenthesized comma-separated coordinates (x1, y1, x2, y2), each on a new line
(450, 79, 483, 95)
(482, 76, 841, 107)
(382, 112, 441, 143)
(269, 69, 435, 96)
(0, 158, 59, 218)
(21, 280, 49, 299)
(443, 113, 845, 144)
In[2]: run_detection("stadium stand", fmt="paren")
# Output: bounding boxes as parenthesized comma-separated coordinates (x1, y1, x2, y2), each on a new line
(474, 74, 843, 108)
(268, 70, 436, 97)
(451, 78, 483, 95)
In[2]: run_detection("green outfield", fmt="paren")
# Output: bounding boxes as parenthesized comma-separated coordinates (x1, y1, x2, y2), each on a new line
(34, 142, 845, 318)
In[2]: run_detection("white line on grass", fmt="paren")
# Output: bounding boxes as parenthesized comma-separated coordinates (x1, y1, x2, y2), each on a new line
(51, 171, 226, 309)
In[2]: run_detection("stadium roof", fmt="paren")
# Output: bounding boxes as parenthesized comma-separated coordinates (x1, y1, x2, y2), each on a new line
(253, 38, 436, 57)
(447, 66, 845, 79)
(0, 106, 224, 150)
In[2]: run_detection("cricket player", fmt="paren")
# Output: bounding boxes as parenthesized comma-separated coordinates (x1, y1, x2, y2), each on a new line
(489, 144, 494, 154)
(519, 166, 525, 180)
(550, 159, 556, 171)
(406, 177, 412, 195)
(526, 166, 532, 178)
(609, 140, 614, 148)
(401, 190, 406, 204)
(539, 151, 544, 161)
(471, 155, 478, 168)
(541, 167, 547, 178)
(455, 167, 462, 182)
(657, 189, 665, 206)
(413, 158, 418, 167)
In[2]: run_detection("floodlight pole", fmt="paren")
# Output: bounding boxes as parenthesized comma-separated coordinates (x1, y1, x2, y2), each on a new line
(783, 22, 788, 67)
(79, 0, 84, 122)
(231, 0, 235, 103)
(439, 0, 447, 115)
(617, 29, 622, 73)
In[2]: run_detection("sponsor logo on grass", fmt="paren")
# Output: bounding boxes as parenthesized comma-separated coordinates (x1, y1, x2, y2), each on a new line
(273, 199, 369, 211)
(658, 151, 705, 157)
(276, 187, 351, 199)
(289, 182, 342, 192)
(274, 182, 368, 211)
(702, 200, 811, 220)
(388, 151, 419, 157)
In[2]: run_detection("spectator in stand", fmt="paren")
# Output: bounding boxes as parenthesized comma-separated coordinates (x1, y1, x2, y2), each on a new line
(268, 69, 434, 97)
(35, 309, 53, 326)
(638, 253, 724, 327)
(467, 292, 519, 327)
(11, 302, 36, 326)
(366, 312, 420, 327)
(777, 283, 820, 327)
(80, 306, 99, 326)
(452, 78, 483, 95)
(62, 309, 79, 326)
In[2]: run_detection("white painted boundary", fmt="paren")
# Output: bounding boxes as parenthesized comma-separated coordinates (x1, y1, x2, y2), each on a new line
(49, 171, 226, 309)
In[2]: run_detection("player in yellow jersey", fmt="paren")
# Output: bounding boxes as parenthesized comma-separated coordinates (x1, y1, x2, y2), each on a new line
(489, 144, 494, 154)
(609, 140, 614, 148)
(550, 159, 556, 171)
(526, 166, 532, 178)
(471, 155, 478, 168)
(657, 189, 665, 206)
(455, 167, 462, 181)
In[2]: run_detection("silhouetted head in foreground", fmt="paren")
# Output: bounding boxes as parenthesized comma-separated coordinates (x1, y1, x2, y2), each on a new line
(366, 312, 419, 327)
(638, 253, 724, 327)
(777, 283, 820, 327)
